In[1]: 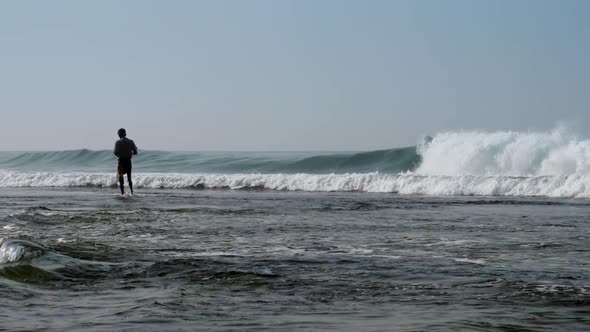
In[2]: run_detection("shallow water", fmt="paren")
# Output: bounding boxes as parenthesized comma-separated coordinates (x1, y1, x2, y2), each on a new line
(1, 188, 589, 331)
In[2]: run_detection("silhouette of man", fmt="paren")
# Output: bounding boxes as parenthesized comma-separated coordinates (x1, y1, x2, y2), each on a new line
(114, 128, 138, 195)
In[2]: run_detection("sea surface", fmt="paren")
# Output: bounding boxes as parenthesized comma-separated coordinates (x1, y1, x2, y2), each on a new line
(1, 130, 590, 331)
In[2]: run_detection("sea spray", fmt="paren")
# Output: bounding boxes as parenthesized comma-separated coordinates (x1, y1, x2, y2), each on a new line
(417, 128, 590, 176)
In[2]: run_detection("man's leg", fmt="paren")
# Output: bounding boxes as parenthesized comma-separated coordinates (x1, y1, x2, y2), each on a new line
(118, 174, 125, 195)
(117, 160, 125, 195)
(127, 172, 133, 195)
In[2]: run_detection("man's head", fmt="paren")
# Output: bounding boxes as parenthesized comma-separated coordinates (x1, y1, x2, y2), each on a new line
(118, 128, 127, 138)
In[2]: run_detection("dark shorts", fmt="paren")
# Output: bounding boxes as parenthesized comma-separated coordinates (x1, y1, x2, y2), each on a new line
(117, 159, 132, 176)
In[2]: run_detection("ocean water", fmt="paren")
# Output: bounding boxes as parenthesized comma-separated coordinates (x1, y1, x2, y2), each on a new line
(1, 130, 590, 331)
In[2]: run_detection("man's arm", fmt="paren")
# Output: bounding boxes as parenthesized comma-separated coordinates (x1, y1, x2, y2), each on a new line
(114, 141, 119, 157)
(132, 141, 138, 155)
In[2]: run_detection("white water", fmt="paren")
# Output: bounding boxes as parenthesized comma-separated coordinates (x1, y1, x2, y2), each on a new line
(0, 238, 27, 264)
(417, 128, 590, 176)
(0, 170, 589, 197)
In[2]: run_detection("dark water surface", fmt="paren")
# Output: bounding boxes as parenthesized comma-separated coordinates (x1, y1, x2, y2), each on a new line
(1, 188, 589, 331)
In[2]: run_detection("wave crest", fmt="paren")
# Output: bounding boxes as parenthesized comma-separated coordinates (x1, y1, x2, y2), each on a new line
(0, 238, 45, 264)
(0, 148, 420, 174)
(417, 128, 590, 176)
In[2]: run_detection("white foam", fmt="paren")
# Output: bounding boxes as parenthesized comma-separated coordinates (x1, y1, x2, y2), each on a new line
(370, 254, 402, 260)
(417, 128, 590, 176)
(452, 258, 486, 265)
(0, 239, 27, 264)
(425, 239, 487, 247)
(1, 171, 590, 197)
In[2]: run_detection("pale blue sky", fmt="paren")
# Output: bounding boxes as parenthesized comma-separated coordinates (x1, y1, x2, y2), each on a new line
(1, 0, 589, 151)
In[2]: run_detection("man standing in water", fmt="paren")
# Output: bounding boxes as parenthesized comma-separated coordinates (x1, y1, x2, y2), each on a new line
(114, 128, 138, 195)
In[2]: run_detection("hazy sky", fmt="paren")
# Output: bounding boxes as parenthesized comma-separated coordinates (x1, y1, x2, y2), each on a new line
(1, 0, 589, 151)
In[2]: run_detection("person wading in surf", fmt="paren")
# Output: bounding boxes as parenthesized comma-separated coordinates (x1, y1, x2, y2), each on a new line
(114, 128, 138, 195)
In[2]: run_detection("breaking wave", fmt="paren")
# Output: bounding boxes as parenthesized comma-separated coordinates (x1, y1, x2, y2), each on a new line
(417, 128, 590, 176)
(1, 128, 590, 197)
(0, 147, 420, 174)
(0, 171, 589, 198)
(0, 238, 45, 265)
